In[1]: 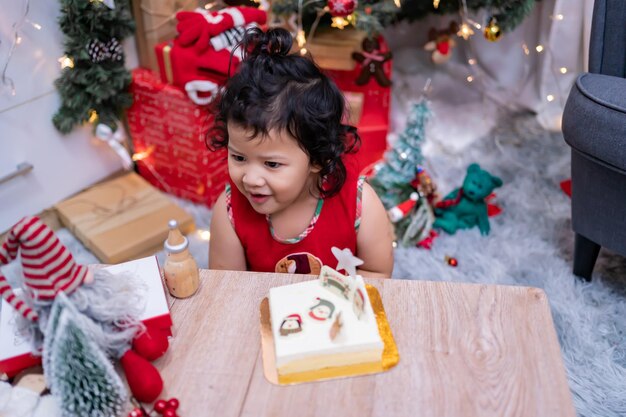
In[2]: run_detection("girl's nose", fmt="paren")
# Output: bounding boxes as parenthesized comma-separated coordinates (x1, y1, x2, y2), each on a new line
(242, 169, 265, 188)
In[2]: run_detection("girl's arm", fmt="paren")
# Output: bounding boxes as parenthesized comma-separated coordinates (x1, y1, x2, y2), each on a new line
(356, 182, 395, 278)
(209, 191, 248, 271)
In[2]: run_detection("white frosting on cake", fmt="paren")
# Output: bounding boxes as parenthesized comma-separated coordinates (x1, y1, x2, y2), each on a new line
(269, 276, 384, 375)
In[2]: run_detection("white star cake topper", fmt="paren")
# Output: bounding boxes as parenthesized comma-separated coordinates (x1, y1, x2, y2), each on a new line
(331, 247, 363, 278)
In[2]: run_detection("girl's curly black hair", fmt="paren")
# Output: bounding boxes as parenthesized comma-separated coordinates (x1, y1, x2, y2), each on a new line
(206, 27, 360, 198)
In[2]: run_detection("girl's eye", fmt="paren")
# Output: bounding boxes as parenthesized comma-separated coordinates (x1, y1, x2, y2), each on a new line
(231, 154, 245, 162)
(265, 161, 281, 169)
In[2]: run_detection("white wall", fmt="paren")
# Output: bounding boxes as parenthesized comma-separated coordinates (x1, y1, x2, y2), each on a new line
(0, 0, 139, 232)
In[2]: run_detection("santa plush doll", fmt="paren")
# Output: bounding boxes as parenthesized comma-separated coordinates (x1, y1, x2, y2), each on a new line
(0, 216, 168, 403)
(166, 6, 267, 105)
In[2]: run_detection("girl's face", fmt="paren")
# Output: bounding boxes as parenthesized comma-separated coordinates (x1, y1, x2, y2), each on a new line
(227, 124, 321, 217)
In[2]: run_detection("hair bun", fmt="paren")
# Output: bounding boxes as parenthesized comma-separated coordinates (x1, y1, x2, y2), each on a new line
(243, 27, 293, 59)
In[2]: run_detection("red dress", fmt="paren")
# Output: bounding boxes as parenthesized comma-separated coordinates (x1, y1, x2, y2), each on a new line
(227, 158, 363, 273)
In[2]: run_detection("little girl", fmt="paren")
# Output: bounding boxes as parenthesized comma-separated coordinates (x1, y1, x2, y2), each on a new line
(208, 27, 394, 278)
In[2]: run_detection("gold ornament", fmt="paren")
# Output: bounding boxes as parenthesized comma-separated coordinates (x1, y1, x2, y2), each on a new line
(484, 17, 502, 42)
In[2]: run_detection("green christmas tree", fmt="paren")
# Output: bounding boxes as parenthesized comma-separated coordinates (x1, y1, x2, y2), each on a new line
(369, 99, 435, 246)
(53, 0, 135, 134)
(44, 294, 127, 417)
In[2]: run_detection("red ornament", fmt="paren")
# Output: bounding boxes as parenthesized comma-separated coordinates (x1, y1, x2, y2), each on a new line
(327, 0, 357, 17)
(445, 256, 458, 267)
(128, 408, 145, 417)
(167, 398, 180, 410)
(164, 409, 178, 417)
(154, 399, 168, 413)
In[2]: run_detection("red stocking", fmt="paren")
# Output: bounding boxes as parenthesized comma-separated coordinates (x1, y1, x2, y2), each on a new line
(132, 326, 169, 361)
(120, 350, 164, 403)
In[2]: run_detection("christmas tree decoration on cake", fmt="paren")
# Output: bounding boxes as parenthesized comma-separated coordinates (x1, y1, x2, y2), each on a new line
(434, 163, 503, 235)
(329, 311, 344, 341)
(163, 219, 200, 299)
(351, 37, 393, 86)
(369, 100, 437, 247)
(53, 0, 135, 134)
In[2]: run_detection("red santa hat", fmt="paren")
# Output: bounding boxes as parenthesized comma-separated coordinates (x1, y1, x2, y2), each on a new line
(285, 314, 302, 323)
(0, 216, 89, 321)
(175, 7, 267, 54)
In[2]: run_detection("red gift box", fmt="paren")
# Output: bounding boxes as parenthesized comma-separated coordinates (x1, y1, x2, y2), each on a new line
(0, 256, 172, 378)
(321, 37, 392, 170)
(127, 68, 229, 206)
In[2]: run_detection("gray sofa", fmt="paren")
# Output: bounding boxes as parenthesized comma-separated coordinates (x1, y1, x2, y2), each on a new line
(562, 0, 626, 280)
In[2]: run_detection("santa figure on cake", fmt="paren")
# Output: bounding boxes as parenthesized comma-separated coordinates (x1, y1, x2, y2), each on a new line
(0, 216, 168, 404)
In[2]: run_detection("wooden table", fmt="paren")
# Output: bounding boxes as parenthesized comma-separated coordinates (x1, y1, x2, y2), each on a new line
(155, 270, 576, 417)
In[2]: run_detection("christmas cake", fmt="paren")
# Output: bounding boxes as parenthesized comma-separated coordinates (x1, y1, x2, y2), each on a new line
(268, 248, 384, 379)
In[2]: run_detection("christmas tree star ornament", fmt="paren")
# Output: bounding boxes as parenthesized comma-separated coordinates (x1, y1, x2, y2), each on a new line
(331, 247, 363, 277)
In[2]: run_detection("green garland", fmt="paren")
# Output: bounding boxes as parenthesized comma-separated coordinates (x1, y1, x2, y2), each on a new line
(53, 0, 135, 134)
(272, 0, 538, 37)
(399, 0, 538, 33)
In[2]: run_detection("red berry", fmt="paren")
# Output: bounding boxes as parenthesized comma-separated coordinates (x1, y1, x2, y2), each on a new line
(164, 409, 177, 417)
(129, 409, 144, 417)
(167, 398, 180, 410)
(154, 400, 168, 413)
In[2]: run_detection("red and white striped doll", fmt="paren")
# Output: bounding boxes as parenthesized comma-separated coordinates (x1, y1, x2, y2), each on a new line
(0, 216, 167, 403)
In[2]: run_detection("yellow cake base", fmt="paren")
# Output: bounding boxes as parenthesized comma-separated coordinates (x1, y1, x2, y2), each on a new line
(260, 284, 399, 385)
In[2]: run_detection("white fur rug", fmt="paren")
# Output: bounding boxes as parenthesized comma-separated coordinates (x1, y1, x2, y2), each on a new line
(4, 54, 626, 417)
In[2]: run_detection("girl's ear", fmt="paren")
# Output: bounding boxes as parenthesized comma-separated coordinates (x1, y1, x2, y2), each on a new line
(310, 163, 323, 174)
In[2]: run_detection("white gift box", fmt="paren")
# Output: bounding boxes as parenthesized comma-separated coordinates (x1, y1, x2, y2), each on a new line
(0, 256, 172, 377)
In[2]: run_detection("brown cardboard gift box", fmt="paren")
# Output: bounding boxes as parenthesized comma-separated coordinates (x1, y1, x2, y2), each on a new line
(306, 28, 367, 71)
(131, 0, 198, 71)
(55, 172, 195, 264)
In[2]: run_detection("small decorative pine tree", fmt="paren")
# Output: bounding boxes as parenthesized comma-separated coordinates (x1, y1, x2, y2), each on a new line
(370, 99, 430, 208)
(44, 294, 127, 417)
(53, 0, 135, 134)
(369, 99, 435, 246)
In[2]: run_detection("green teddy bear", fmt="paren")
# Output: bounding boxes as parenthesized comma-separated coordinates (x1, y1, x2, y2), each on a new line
(433, 163, 503, 235)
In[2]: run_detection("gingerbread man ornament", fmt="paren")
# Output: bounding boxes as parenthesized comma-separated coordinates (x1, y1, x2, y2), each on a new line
(352, 38, 392, 87)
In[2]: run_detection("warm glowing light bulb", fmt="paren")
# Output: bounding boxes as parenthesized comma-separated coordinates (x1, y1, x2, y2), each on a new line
(432, 0, 440, 8)
(457, 23, 474, 40)
(88, 110, 98, 123)
(16, 37, 22, 45)
(394, 0, 401, 7)
(331, 17, 349, 29)
(132, 146, 155, 161)
(546, 94, 555, 102)
(467, 76, 474, 83)
(198, 230, 211, 240)
(58, 55, 74, 69)
(535, 45, 544, 53)
(300, 48, 307, 55)
(522, 44, 530, 55)
(559, 67, 568, 74)
(392, 241, 398, 248)
(552, 14, 564, 21)
(468, 58, 476, 65)
(296, 30, 306, 48)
